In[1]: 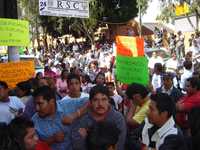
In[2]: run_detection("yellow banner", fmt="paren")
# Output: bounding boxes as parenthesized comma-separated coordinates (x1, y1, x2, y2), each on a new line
(175, 3, 189, 16)
(0, 18, 29, 46)
(0, 61, 35, 88)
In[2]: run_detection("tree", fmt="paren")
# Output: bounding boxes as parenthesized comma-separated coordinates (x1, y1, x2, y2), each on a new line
(18, 0, 139, 49)
(155, 0, 200, 30)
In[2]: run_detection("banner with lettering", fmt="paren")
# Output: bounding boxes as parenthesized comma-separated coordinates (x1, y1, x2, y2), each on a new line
(39, 0, 89, 18)
(116, 36, 149, 85)
(0, 18, 29, 46)
(0, 61, 35, 88)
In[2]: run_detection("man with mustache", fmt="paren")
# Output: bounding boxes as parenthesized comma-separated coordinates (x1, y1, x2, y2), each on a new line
(71, 85, 127, 150)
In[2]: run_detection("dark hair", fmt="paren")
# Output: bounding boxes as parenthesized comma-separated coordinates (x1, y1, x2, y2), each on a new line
(9, 117, 34, 150)
(89, 85, 110, 100)
(61, 69, 68, 80)
(163, 72, 174, 81)
(16, 81, 32, 96)
(94, 72, 105, 84)
(0, 123, 21, 150)
(0, 81, 8, 89)
(106, 82, 115, 87)
(183, 60, 192, 70)
(87, 122, 120, 150)
(126, 83, 149, 99)
(67, 73, 80, 84)
(83, 74, 92, 83)
(150, 93, 176, 117)
(154, 63, 163, 73)
(35, 72, 43, 79)
(33, 86, 56, 102)
(187, 77, 200, 90)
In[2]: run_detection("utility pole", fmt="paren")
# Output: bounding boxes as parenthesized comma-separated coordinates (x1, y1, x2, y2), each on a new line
(138, 0, 142, 37)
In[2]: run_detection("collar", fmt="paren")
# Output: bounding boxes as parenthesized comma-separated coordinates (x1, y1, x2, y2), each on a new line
(157, 116, 175, 138)
(161, 86, 173, 94)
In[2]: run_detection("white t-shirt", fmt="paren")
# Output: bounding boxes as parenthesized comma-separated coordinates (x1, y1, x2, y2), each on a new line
(0, 96, 25, 124)
(111, 94, 123, 110)
(62, 92, 89, 101)
(165, 58, 178, 73)
(151, 74, 162, 91)
(148, 57, 164, 70)
(180, 69, 193, 89)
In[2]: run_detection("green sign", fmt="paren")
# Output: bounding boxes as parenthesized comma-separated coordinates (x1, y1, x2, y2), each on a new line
(0, 18, 29, 46)
(116, 56, 149, 85)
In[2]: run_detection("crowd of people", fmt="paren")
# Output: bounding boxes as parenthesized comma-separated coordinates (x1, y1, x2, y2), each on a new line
(1, 33, 200, 150)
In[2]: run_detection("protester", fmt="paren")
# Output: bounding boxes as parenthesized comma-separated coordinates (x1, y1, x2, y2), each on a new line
(72, 85, 127, 150)
(180, 60, 193, 91)
(156, 73, 183, 102)
(125, 83, 150, 150)
(16, 81, 33, 104)
(9, 117, 51, 150)
(32, 86, 85, 150)
(142, 93, 187, 150)
(0, 81, 25, 124)
(56, 69, 68, 97)
(151, 63, 163, 91)
(106, 82, 123, 110)
(87, 122, 120, 150)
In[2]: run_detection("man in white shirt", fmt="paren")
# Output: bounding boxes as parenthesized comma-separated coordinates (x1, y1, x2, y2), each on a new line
(165, 53, 178, 73)
(0, 81, 25, 124)
(180, 60, 193, 90)
(189, 39, 200, 56)
(151, 63, 163, 91)
(106, 82, 123, 110)
(148, 52, 164, 74)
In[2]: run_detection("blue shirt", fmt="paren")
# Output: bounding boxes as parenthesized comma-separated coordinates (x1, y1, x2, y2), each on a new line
(60, 92, 89, 114)
(32, 95, 89, 150)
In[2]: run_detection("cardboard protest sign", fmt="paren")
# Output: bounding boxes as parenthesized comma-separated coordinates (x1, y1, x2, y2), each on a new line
(116, 56, 149, 85)
(116, 36, 149, 85)
(0, 18, 29, 46)
(0, 61, 35, 88)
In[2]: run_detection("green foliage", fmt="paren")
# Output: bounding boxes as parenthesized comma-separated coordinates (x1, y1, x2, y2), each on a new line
(18, 0, 139, 42)
(156, 4, 176, 23)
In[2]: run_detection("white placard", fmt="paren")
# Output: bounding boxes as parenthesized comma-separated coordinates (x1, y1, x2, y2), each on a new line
(39, 0, 89, 18)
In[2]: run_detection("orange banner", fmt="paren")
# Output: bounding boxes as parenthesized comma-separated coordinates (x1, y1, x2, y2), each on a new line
(116, 36, 144, 57)
(0, 61, 35, 88)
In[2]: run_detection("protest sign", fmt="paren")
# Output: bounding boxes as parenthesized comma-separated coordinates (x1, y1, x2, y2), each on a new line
(116, 56, 149, 85)
(0, 61, 35, 88)
(0, 18, 29, 46)
(116, 36, 144, 57)
(39, 0, 89, 18)
(175, 2, 189, 16)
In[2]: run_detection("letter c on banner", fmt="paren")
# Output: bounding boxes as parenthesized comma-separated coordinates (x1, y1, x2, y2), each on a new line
(73, 2, 79, 10)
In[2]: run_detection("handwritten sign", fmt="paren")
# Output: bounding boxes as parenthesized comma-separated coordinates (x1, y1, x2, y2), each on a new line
(0, 18, 29, 46)
(39, 0, 89, 18)
(0, 61, 35, 88)
(116, 56, 149, 85)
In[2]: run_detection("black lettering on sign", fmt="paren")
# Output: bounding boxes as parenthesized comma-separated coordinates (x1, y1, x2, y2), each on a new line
(73, 2, 79, 10)
(57, 1, 63, 8)
(66, 1, 70, 9)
